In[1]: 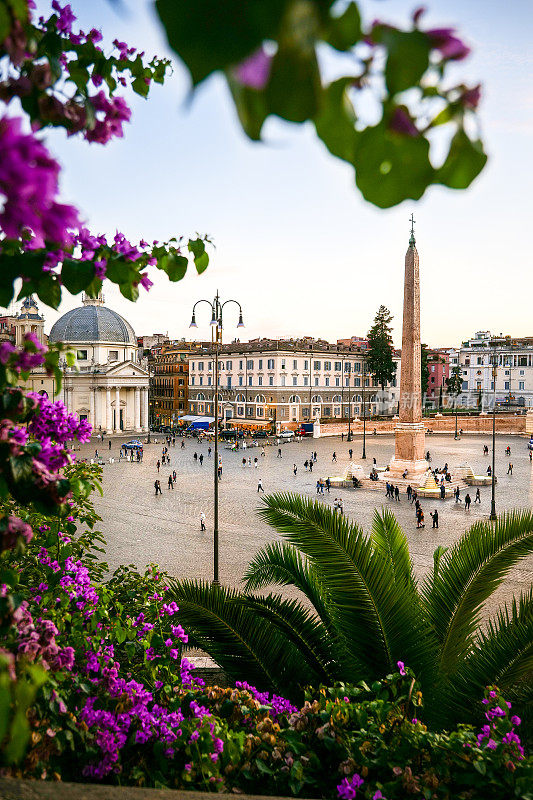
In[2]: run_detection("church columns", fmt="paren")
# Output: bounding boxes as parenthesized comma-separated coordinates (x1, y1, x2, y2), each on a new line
(115, 387, 120, 432)
(140, 388, 148, 431)
(89, 388, 95, 429)
(134, 387, 141, 432)
(106, 388, 111, 433)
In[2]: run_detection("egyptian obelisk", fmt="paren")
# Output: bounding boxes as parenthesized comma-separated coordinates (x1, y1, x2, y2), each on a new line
(387, 216, 429, 481)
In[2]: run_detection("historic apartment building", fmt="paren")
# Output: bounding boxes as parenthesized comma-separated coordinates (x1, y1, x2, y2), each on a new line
(458, 331, 533, 409)
(149, 340, 210, 426)
(187, 338, 401, 429)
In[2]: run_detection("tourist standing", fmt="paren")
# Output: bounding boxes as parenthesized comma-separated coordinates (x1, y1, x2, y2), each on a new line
(157, 460, 160, 472)
(199, 454, 204, 466)
(406, 485, 412, 501)
(394, 485, 400, 502)
(109, 439, 112, 450)
(455, 486, 461, 503)
(168, 475, 173, 489)
(277, 448, 282, 458)
(154, 480, 162, 495)
(200, 512, 206, 532)
(430, 509, 439, 529)
(349, 448, 353, 460)
(507, 462, 513, 475)
(257, 478, 265, 493)
(465, 493, 471, 510)
(293, 464, 297, 476)
(475, 488, 481, 503)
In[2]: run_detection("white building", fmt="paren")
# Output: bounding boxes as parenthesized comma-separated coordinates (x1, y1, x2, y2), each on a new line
(46, 293, 150, 433)
(187, 338, 400, 429)
(458, 331, 533, 410)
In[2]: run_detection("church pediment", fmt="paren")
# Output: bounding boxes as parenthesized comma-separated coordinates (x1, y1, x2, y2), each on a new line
(105, 361, 149, 378)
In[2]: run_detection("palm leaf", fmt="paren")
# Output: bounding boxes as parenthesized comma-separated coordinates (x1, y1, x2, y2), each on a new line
(243, 540, 333, 630)
(165, 578, 310, 694)
(258, 493, 436, 682)
(242, 593, 340, 685)
(370, 507, 417, 590)
(441, 587, 533, 726)
(422, 510, 533, 675)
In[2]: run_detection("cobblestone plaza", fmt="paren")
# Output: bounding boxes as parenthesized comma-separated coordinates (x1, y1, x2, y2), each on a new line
(84, 432, 533, 617)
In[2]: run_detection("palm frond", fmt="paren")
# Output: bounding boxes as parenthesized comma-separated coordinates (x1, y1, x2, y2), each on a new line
(422, 509, 533, 675)
(243, 540, 333, 630)
(258, 493, 436, 682)
(370, 507, 416, 590)
(165, 579, 310, 694)
(242, 593, 340, 685)
(440, 587, 533, 726)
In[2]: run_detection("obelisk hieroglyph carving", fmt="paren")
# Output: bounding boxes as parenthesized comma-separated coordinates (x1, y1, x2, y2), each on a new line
(388, 216, 428, 480)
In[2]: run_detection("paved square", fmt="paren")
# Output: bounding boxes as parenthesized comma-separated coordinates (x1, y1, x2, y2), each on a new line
(83, 432, 533, 617)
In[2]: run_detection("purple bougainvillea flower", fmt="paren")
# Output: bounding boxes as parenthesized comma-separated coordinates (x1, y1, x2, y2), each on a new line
(397, 660, 406, 676)
(461, 84, 481, 109)
(427, 27, 470, 60)
(234, 47, 272, 90)
(389, 107, 419, 137)
(412, 6, 426, 25)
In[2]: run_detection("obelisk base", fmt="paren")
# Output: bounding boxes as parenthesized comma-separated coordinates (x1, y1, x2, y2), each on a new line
(386, 422, 429, 482)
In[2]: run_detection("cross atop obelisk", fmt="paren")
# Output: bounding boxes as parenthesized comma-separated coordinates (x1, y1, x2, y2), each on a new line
(409, 213, 415, 244)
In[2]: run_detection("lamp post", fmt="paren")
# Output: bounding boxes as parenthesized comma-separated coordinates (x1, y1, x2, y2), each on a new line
(347, 359, 353, 442)
(490, 363, 497, 521)
(190, 291, 244, 584)
(362, 358, 367, 459)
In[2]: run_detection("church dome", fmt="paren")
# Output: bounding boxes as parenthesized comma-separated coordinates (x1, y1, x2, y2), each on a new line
(48, 296, 136, 345)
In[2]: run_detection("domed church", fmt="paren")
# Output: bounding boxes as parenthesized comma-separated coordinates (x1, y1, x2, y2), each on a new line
(48, 293, 149, 434)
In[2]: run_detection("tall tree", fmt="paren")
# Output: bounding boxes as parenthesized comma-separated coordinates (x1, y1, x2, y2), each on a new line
(446, 364, 463, 405)
(366, 306, 397, 394)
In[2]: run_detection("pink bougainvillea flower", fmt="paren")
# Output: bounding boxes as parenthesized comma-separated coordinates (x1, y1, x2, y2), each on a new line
(389, 107, 419, 137)
(426, 27, 470, 60)
(461, 84, 481, 109)
(234, 47, 272, 90)
(397, 660, 406, 676)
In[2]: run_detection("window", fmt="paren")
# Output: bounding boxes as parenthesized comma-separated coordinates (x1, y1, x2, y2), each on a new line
(208, 362, 212, 370)
(304, 376, 309, 386)
(236, 394, 245, 402)
(462, 381, 468, 390)
(325, 377, 330, 386)
(208, 376, 212, 386)
(247, 359, 254, 369)
(312, 395, 323, 403)
(248, 376, 252, 386)
(77, 350, 88, 360)
(477, 357, 483, 365)
(292, 376, 298, 386)
(431, 365, 435, 372)
(293, 359, 298, 370)
(227, 377, 232, 388)
(198, 362, 204, 370)
(334, 361, 342, 371)
(226, 361, 232, 370)
(199, 376, 203, 386)
(190, 363, 195, 371)
(519, 381, 525, 390)
(239, 360, 243, 370)
(239, 376, 243, 386)
(191, 376, 195, 385)
(314, 377, 319, 386)
(314, 360, 321, 370)
(258, 359, 263, 369)
(505, 381, 510, 390)
(255, 394, 266, 403)
(281, 376, 286, 386)
(281, 359, 286, 369)
(218, 361, 223, 370)
(324, 407, 331, 417)
(353, 362, 361, 373)
(197, 393, 206, 401)
(304, 360, 309, 370)
(302, 407, 310, 418)
(237, 406, 244, 416)
(334, 406, 341, 416)
(335, 377, 339, 386)
(324, 361, 331, 371)
(267, 358, 275, 369)
(109, 350, 118, 361)
(246, 406, 254, 417)
(257, 407, 264, 417)
(289, 395, 301, 403)
(258, 376, 263, 386)
(269, 376, 274, 386)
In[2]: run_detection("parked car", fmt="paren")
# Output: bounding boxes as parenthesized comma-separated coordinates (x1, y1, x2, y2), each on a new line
(253, 430, 268, 439)
(278, 429, 295, 440)
(528, 438, 533, 450)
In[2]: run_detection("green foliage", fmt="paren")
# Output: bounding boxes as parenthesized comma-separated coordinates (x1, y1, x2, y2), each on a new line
(166, 497, 533, 732)
(156, 0, 487, 208)
(447, 363, 463, 399)
(366, 305, 396, 392)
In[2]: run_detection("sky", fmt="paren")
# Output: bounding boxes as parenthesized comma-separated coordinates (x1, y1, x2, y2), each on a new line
(21, 0, 533, 347)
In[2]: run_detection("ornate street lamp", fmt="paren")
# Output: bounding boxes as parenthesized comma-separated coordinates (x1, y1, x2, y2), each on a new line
(362, 358, 367, 459)
(189, 291, 244, 584)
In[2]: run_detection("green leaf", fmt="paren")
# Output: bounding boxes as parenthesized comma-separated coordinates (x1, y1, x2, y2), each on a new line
(226, 74, 269, 140)
(162, 253, 188, 282)
(383, 30, 430, 96)
(35, 273, 62, 309)
(119, 281, 139, 302)
(4, 710, 30, 764)
(155, 0, 287, 85)
(353, 121, 434, 208)
(188, 239, 209, 274)
(326, 2, 361, 51)
(0, 3, 10, 43)
(132, 74, 150, 97)
(436, 129, 487, 190)
(61, 259, 95, 295)
(266, 45, 321, 123)
(314, 77, 358, 163)
(105, 258, 131, 284)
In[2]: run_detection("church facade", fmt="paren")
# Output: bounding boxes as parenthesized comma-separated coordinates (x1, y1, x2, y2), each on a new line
(46, 293, 149, 434)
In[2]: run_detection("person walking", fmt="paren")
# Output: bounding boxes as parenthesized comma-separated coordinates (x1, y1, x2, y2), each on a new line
(430, 509, 439, 529)
(332, 452, 337, 462)
(465, 493, 471, 511)
(455, 486, 461, 503)
(313, 451, 317, 462)
(200, 512, 206, 532)
(199, 453, 204, 466)
(181, 440, 185, 449)
(338, 497, 344, 515)
(394, 485, 400, 502)
(218, 464, 222, 480)
(304, 460, 309, 471)
(309, 460, 313, 473)
(349, 448, 353, 460)
(254, 457, 258, 469)
(109, 439, 112, 450)
(208, 446, 212, 458)
(293, 464, 298, 476)
(193, 452, 198, 462)
(242, 457, 246, 468)
(168, 475, 173, 489)
(507, 462, 513, 475)
(325, 477, 331, 493)
(487, 464, 492, 476)
(341, 432, 344, 442)
(530, 450, 532, 463)
(154, 479, 162, 495)
(248, 457, 252, 467)
(316, 480, 321, 495)
(277, 448, 282, 458)
(156, 460, 160, 472)
(172, 469, 177, 482)
(257, 478, 265, 493)
(475, 487, 481, 503)
(406, 484, 412, 501)
(440, 483, 445, 500)
(411, 490, 417, 505)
